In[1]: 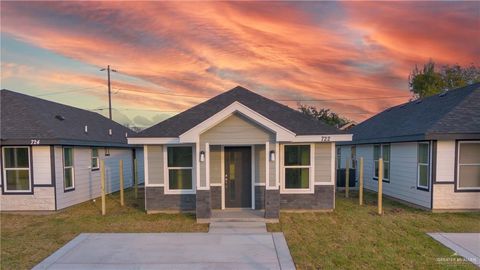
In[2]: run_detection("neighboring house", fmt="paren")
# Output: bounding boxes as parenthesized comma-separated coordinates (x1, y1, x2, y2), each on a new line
(0, 90, 145, 211)
(338, 83, 480, 211)
(339, 122, 356, 131)
(128, 86, 352, 221)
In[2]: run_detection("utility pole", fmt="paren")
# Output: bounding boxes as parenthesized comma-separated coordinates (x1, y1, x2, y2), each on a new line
(100, 65, 117, 120)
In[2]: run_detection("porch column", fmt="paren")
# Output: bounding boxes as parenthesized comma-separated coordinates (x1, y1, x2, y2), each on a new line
(265, 141, 280, 219)
(196, 142, 211, 220)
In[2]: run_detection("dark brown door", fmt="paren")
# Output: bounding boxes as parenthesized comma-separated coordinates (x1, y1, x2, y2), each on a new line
(224, 147, 252, 208)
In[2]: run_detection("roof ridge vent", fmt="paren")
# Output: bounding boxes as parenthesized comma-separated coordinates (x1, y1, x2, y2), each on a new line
(55, 115, 65, 121)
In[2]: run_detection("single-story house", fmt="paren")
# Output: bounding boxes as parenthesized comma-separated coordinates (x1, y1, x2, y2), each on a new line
(0, 89, 144, 211)
(338, 83, 480, 211)
(128, 86, 352, 221)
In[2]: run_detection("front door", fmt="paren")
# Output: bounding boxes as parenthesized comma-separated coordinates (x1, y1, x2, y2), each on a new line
(224, 147, 252, 208)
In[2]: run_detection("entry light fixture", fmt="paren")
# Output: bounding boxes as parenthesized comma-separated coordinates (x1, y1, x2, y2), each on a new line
(200, 151, 205, 162)
(270, 150, 275, 161)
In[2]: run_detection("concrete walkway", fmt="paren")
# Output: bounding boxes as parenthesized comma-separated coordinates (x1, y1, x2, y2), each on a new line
(428, 233, 480, 267)
(34, 222, 295, 270)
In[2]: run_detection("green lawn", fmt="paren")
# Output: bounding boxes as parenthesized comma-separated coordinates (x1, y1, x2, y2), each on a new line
(1, 189, 478, 269)
(0, 189, 207, 270)
(269, 191, 480, 270)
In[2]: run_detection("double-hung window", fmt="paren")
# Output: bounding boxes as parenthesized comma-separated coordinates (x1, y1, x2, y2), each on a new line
(91, 148, 99, 170)
(374, 144, 390, 181)
(417, 142, 430, 190)
(63, 147, 75, 191)
(282, 144, 314, 193)
(166, 146, 194, 193)
(2, 147, 31, 193)
(457, 141, 480, 190)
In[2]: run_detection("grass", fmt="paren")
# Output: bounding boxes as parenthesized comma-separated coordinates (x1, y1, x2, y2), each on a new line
(1, 189, 478, 269)
(268, 191, 480, 270)
(0, 188, 207, 270)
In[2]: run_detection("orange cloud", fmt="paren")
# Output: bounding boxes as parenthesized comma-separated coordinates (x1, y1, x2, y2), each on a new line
(1, 1, 477, 124)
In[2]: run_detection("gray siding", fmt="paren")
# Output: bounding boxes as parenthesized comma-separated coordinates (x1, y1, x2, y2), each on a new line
(32, 146, 52, 185)
(355, 143, 431, 208)
(56, 146, 135, 210)
(268, 143, 278, 187)
(255, 145, 266, 184)
(315, 143, 332, 183)
(209, 146, 221, 185)
(147, 145, 163, 185)
(200, 113, 274, 145)
(135, 147, 145, 184)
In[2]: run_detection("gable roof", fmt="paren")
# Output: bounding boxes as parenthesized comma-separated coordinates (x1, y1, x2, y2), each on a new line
(135, 86, 343, 138)
(1, 89, 133, 146)
(348, 83, 480, 144)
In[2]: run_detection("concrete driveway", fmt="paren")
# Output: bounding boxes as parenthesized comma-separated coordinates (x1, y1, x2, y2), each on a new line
(33, 229, 295, 269)
(428, 233, 480, 267)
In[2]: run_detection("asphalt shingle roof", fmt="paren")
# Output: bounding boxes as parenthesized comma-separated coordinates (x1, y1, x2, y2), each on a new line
(136, 86, 343, 137)
(1, 89, 132, 146)
(349, 83, 480, 144)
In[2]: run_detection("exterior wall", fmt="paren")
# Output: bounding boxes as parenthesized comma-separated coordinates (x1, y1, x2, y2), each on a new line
(255, 145, 266, 184)
(146, 145, 163, 185)
(355, 143, 431, 209)
(199, 113, 275, 145)
(339, 146, 351, 169)
(0, 146, 56, 211)
(56, 146, 135, 210)
(280, 185, 334, 209)
(211, 186, 222, 209)
(433, 184, 480, 210)
(432, 140, 479, 210)
(145, 187, 196, 211)
(435, 140, 455, 182)
(255, 185, 265, 210)
(314, 143, 332, 183)
(135, 147, 145, 184)
(209, 146, 221, 185)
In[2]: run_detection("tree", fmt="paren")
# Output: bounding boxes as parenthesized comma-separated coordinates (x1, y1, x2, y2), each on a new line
(298, 104, 350, 128)
(409, 60, 480, 99)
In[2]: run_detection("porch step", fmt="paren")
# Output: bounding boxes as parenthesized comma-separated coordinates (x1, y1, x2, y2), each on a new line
(209, 222, 267, 234)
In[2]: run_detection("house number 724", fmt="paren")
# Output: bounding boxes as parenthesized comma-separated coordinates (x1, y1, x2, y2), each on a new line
(30, 139, 40, 145)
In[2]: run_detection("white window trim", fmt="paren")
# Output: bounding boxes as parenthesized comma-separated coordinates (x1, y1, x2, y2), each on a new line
(457, 141, 480, 190)
(163, 145, 196, 195)
(91, 148, 99, 170)
(280, 143, 315, 194)
(2, 146, 32, 193)
(63, 147, 75, 191)
(417, 142, 431, 190)
(373, 144, 390, 181)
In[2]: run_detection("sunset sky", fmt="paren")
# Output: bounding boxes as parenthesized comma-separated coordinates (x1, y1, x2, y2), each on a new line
(1, 1, 479, 128)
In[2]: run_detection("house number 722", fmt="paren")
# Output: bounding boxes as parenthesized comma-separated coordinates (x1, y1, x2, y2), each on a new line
(30, 139, 40, 145)
(321, 136, 330, 142)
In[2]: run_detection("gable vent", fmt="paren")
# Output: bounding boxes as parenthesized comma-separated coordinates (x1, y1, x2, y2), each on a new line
(55, 115, 65, 121)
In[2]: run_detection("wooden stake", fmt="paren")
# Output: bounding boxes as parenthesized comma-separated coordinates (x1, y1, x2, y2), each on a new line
(134, 158, 138, 200)
(378, 158, 383, 215)
(119, 159, 124, 206)
(101, 159, 106, 215)
(359, 157, 364, 206)
(345, 159, 350, 198)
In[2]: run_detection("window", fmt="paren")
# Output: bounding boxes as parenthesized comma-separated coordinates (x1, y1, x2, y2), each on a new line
(417, 142, 430, 190)
(2, 147, 31, 192)
(63, 147, 75, 191)
(166, 146, 193, 192)
(91, 148, 99, 170)
(374, 144, 390, 181)
(457, 141, 480, 190)
(351, 146, 356, 169)
(282, 144, 313, 192)
(336, 147, 341, 169)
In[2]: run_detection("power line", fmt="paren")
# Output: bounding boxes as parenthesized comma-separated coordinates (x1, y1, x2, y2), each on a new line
(35, 86, 103, 97)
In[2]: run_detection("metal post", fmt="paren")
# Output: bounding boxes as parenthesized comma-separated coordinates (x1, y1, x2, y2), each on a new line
(134, 158, 138, 200)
